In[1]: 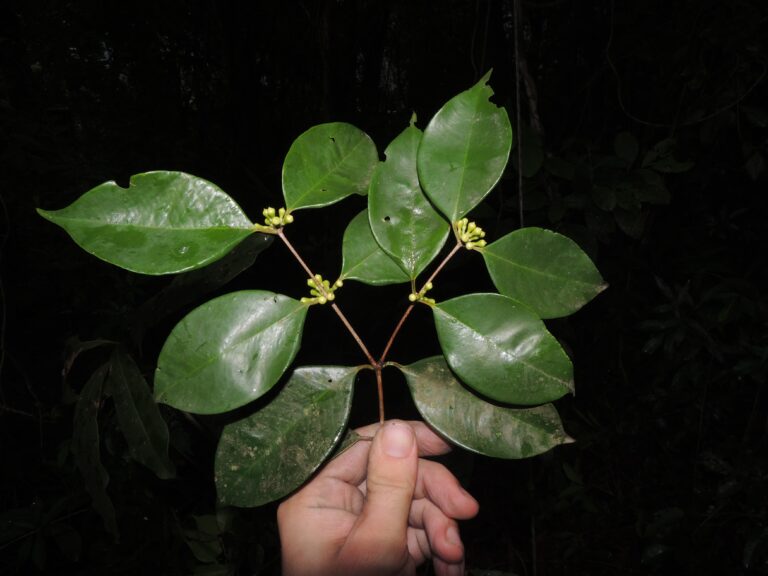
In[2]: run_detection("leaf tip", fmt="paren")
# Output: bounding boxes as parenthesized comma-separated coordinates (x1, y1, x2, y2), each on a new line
(562, 435, 576, 445)
(409, 111, 417, 127)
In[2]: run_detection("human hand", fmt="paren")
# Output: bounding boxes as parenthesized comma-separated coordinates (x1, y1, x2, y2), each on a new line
(277, 420, 479, 576)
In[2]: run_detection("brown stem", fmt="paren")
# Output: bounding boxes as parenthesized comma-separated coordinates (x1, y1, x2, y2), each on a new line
(277, 229, 315, 278)
(378, 241, 463, 365)
(331, 303, 376, 366)
(379, 304, 414, 365)
(375, 367, 385, 424)
(277, 229, 376, 366)
(424, 241, 462, 288)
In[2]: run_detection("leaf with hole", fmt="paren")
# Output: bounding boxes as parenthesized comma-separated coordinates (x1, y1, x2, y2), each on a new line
(282, 122, 378, 211)
(105, 348, 175, 479)
(215, 365, 358, 507)
(481, 227, 606, 319)
(37, 171, 255, 275)
(432, 293, 573, 405)
(155, 291, 308, 414)
(418, 71, 513, 221)
(368, 121, 449, 279)
(399, 356, 571, 458)
(339, 209, 410, 285)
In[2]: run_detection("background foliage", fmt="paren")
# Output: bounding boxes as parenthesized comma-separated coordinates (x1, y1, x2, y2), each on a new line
(1, 0, 767, 574)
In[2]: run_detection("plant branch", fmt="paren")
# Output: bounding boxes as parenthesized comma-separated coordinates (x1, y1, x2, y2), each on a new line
(331, 303, 376, 366)
(378, 241, 463, 364)
(277, 229, 376, 366)
(375, 367, 385, 424)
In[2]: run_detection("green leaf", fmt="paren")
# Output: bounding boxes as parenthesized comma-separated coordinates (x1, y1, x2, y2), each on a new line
(105, 348, 175, 479)
(282, 122, 378, 211)
(155, 291, 308, 414)
(399, 356, 571, 458)
(418, 71, 513, 221)
(72, 364, 119, 540)
(215, 365, 358, 507)
(368, 122, 450, 279)
(432, 293, 573, 405)
(481, 227, 606, 319)
(37, 171, 255, 275)
(339, 209, 411, 285)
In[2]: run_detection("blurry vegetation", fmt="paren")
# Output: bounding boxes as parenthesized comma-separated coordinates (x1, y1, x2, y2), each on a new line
(1, 0, 766, 574)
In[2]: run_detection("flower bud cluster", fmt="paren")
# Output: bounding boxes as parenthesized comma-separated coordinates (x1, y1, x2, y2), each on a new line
(262, 207, 294, 228)
(408, 281, 435, 306)
(454, 218, 487, 250)
(301, 274, 343, 305)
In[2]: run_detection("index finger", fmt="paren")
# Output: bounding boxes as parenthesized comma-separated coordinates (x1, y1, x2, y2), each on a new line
(319, 420, 453, 485)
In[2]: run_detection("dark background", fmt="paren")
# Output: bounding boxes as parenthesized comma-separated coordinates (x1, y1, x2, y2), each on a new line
(2, 1, 767, 574)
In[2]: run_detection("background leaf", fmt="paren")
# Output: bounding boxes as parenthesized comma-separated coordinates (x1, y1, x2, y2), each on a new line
(155, 291, 308, 414)
(37, 171, 254, 275)
(72, 364, 119, 540)
(417, 71, 513, 221)
(433, 293, 573, 405)
(339, 209, 410, 285)
(215, 366, 358, 507)
(400, 356, 570, 458)
(282, 122, 378, 211)
(105, 348, 175, 479)
(481, 227, 606, 319)
(368, 122, 449, 279)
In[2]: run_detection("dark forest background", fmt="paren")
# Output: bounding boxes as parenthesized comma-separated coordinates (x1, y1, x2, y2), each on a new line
(1, 1, 767, 574)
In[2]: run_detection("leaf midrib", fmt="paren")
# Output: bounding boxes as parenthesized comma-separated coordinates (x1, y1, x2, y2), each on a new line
(44, 215, 253, 233)
(435, 306, 571, 389)
(484, 248, 599, 289)
(289, 134, 369, 208)
(157, 303, 306, 400)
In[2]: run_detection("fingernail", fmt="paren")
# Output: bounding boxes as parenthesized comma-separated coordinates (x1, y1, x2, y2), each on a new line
(446, 525, 462, 547)
(382, 422, 414, 458)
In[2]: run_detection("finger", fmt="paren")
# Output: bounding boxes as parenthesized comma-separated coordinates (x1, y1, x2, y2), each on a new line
(356, 420, 453, 457)
(318, 420, 453, 486)
(340, 421, 417, 566)
(407, 498, 465, 565)
(413, 459, 479, 520)
(433, 555, 466, 576)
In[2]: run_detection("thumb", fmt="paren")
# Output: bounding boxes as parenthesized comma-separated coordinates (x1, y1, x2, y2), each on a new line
(346, 421, 418, 562)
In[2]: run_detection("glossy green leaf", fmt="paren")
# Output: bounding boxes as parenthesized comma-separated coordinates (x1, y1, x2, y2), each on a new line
(433, 293, 573, 405)
(105, 348, 175, 479)
(72, 364, 118, 539)
(282, 122, 378, 211)
(369, 122, 450, 279)
(418, 71, 513, 221)
(37, 171, 255, 275)
(215, 365, 358, 507)
(481, 227, 606, 319)
(155, 291, 308, 414)
(399, 356, 571, 458)
(339, 210, 410, 285)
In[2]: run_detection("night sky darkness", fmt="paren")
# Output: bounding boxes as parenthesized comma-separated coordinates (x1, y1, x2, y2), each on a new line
(2, 1, 767, 574)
